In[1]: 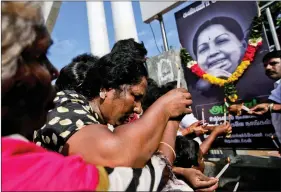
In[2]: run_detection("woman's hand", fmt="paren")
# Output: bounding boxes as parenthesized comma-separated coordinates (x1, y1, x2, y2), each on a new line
(181, 121, 208, 136)
(158, 88, 192, 118)
(207, 68, 232, 78)
(173, 167, 219, 192)
(213, 122, 232, 136)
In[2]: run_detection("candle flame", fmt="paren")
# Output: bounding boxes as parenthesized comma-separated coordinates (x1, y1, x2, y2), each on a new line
(271, 135, 274, 139)
(227, 157, 231, 163)
(175, 63, 180, 70)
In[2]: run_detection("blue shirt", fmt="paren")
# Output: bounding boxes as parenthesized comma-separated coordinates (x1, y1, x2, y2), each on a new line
(268, 79, 281, 144)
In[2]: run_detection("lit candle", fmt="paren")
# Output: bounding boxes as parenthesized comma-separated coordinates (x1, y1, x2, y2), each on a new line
(226, 114, 232, 138)
(271, 135, 280, 149)
(215, 157, 230, 179)
(241, 103, 250, 112)
(224, 98, 229, 108)
(176, 63, 181, 88)
(224, 109, 227, 124)
(233, 182, 240, 192)
(202, 108, 205, 124)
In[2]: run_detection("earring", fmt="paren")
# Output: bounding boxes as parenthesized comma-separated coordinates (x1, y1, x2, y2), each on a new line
(99, 91, 106, 99)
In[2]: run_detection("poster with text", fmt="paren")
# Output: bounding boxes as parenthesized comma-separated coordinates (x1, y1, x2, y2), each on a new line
(175, 1, 278, 149)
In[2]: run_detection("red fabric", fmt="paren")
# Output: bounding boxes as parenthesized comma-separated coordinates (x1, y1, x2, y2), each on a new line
(242, 45, 257, 61)
(128, 113, 139, 123)
(2, 137, 99, 191)
(190, 64, 206, 78)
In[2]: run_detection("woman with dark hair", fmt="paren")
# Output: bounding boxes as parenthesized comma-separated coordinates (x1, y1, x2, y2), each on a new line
(192, 16, 247, 91)
(111, 38, 147, 60)
(55, 53, 99, 92)
(34, 38, 193, 169)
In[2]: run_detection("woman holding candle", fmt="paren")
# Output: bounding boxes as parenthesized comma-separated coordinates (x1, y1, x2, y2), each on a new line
(140, 79, 220, 191)
(142, 80, 232, 151)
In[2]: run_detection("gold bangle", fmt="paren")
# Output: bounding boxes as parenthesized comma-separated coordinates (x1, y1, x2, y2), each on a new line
(157, 150, 172, 165)
(159, 142, 176, 159)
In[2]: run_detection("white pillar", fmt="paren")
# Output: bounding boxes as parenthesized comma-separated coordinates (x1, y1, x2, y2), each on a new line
(86, 2, 110, 57)
(42, 1, 54, 23)
(41, 2, 61, 33)
(111, 1, 139, 42)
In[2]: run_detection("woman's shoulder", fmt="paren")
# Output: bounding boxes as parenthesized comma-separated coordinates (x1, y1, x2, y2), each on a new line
(33, 89, 102, 152)
(54, 90, 89, 107)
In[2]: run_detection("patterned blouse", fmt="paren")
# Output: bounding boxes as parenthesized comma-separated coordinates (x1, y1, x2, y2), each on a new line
(34, 90, 105, 152)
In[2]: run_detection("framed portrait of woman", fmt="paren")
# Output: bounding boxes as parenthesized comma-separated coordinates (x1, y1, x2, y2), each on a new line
(175, 1, 277, 149)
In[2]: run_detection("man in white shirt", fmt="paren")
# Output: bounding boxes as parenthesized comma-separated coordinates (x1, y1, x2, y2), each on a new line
(250, 51, 281, 145)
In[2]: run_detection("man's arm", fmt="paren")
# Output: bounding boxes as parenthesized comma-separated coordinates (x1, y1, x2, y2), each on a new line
(272, 103, 281, 113)
(250, 103, 281, 115)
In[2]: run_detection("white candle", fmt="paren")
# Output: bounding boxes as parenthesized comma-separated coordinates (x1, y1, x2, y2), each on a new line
(176, 63, 181, 88)
(224, 110, 226, 124)
(224, 98, 229, 108)
(177, 68, 181, 88)
(241, 104, 250, 112)
(271, 135, 280, 149)
(215, 162, 230, 179)
(225, 114, 232, 138)
(202, 108, 205, 123)
(233, 182, 240, 192)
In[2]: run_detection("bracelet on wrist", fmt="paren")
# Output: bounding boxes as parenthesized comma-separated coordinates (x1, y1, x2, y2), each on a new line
(269, 103, 274, 113)
(159, 142, 176, 159)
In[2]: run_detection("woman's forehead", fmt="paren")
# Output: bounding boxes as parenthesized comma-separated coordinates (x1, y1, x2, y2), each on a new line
(130, 77, 147, 93)
(197, 24, 230, 41)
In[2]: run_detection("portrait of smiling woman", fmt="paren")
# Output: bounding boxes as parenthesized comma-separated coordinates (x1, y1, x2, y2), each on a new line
(193, 16, 247, 91)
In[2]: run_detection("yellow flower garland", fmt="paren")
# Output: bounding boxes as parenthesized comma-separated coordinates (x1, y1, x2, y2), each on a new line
(202, 60, 251, 87)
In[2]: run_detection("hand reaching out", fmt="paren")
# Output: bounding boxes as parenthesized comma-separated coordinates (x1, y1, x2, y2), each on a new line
(173, 167, 219, 192)
(249, 103, 269, 115)
(180, 121, 208, 136)
(213, 122, 232, 136)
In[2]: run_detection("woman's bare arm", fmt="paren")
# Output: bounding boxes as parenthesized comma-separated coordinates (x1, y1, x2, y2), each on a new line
(158, 121, 179, 164)
(200, 122, 232, 155)
(65, 89, 192, 168)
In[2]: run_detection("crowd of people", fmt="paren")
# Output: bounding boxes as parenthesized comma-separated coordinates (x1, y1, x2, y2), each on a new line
(2, 2, 281, 191)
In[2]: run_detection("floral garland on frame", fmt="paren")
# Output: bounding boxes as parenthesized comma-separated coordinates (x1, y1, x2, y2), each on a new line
(180, 16, 263, 103)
